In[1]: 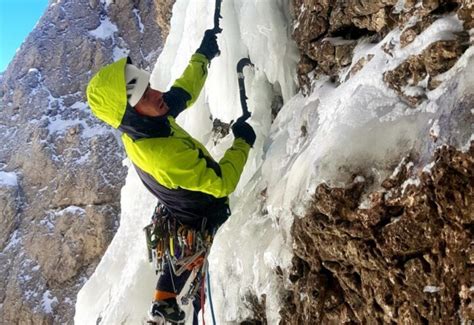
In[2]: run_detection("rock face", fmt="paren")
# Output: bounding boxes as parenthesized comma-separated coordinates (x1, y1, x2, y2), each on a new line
(281, 144, 473, 323)
(0, 0, 173, 323)
(292, 0, 473, 94)
(0, 174, 21, 251)
(155, 0, 176, 42)
(384, 37, 469, 106)
(283, 0, 474, 323)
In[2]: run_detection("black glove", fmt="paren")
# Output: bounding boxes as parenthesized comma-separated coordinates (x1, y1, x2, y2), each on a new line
(232, 120, 256, 147)
(196, 29, 220, 61)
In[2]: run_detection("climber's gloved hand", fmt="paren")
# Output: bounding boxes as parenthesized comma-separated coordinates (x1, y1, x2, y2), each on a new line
(232, 120, 256, 147)
(196, 29, 220, 61)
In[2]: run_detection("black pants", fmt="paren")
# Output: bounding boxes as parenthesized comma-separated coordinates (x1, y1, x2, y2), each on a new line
(154, 202, 229, 323)
(156, 261, 203, 325)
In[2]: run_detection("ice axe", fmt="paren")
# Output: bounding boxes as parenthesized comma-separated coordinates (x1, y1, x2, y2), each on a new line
(236, 58, 254, 123)
(213, 0, 223, 34)
(210, 0, 223, 60)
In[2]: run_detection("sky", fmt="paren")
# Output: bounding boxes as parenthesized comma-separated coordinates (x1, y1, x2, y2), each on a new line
(0, 0, 49, 72)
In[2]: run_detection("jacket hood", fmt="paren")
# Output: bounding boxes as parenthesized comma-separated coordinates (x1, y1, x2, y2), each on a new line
(87, 58, 171, 140)
(87, 57, 130, 129)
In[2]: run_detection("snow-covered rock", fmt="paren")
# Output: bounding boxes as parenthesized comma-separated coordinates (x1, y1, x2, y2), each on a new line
(0, 0, 171, 323)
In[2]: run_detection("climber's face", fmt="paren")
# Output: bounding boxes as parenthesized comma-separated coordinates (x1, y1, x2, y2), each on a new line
(134, 86, 169, 117)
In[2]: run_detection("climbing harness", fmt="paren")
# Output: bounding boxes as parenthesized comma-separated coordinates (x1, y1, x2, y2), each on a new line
(144, 204, 213, 277)
(144, 204, 216, 325)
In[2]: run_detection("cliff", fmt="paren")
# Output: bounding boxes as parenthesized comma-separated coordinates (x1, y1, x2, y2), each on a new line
(281, 0, 473, 323)
(0, 0, 171, 323)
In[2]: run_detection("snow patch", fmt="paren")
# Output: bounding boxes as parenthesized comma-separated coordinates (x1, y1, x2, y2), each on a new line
(4, 230, 21, 251)
(389, 157, 409, 179)
(323, 36, 357, 46)
(24, 289, 37, 300)
(46, 116, 110, 138)
(462, 134, 474, 152)
(56, 206, 86, 216)
(74, 151, 92, 165)
(389, 216, 402, 225)
(422, 161, 435, 173)
(89, 16, 118, 40)
(39, 218, 55, 232)
(403, 85, 425, 97)
(0, 171, 18, 187)
(133, 8, 145, 33)
(401, 177, 421, 194)
(430, 119, 440, 138)
(41, 290, 58, 314)
(70, 101, 88, 110)
(113, 47, 129, 61)
(358, 198, 372, 209)
(393, 0, 406, 14)
(423, 286, 441, 293)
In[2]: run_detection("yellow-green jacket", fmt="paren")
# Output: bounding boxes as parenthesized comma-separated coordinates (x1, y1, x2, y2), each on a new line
(87, 53, 251, 226)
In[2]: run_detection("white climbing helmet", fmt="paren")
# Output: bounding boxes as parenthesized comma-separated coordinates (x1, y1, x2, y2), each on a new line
(125, 64, 150, 107)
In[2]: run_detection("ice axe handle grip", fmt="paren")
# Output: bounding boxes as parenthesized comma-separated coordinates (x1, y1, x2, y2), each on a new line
(237, 58, 253, 122)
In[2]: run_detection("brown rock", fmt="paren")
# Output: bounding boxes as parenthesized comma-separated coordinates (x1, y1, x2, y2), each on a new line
(383, 35, 468, 106)
(400, 28, 418, 48)
(307, 38, 356, 77)
(404, 0, 418, 11)
(352, 8, 389, 32)
(458, 1, 474, 29)
(383, 55, 427, 106)
(294, 14, 329, 50)
(26, 205, 118, 285)
(297, 55, 317, 94)
(423, 38, 469, 76)
(348, 54, 374, 79)
(328, 7, 353, 34)
(0, 180, 20, 250)
(420, 0, 441, 15)
(291, 0, 467, 92)
(280, 145, 474, 324)
(154, 0, 176, 41)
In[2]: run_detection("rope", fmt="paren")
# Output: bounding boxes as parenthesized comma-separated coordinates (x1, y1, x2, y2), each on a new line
(167, 261, 177, 294)
(206, 269, 217, 325)
(201, 273, 206, 325)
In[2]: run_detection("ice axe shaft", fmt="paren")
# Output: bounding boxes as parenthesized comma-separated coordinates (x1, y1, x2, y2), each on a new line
(213, 0, 223, 34)
(236, 58, 254, 122)
(208, 0, 223, 61)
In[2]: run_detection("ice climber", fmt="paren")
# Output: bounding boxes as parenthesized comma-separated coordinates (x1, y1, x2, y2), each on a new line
(86, 29, 256, 324)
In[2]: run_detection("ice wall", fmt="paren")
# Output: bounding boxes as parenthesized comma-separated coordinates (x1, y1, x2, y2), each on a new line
(75, 0, 298, 324)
